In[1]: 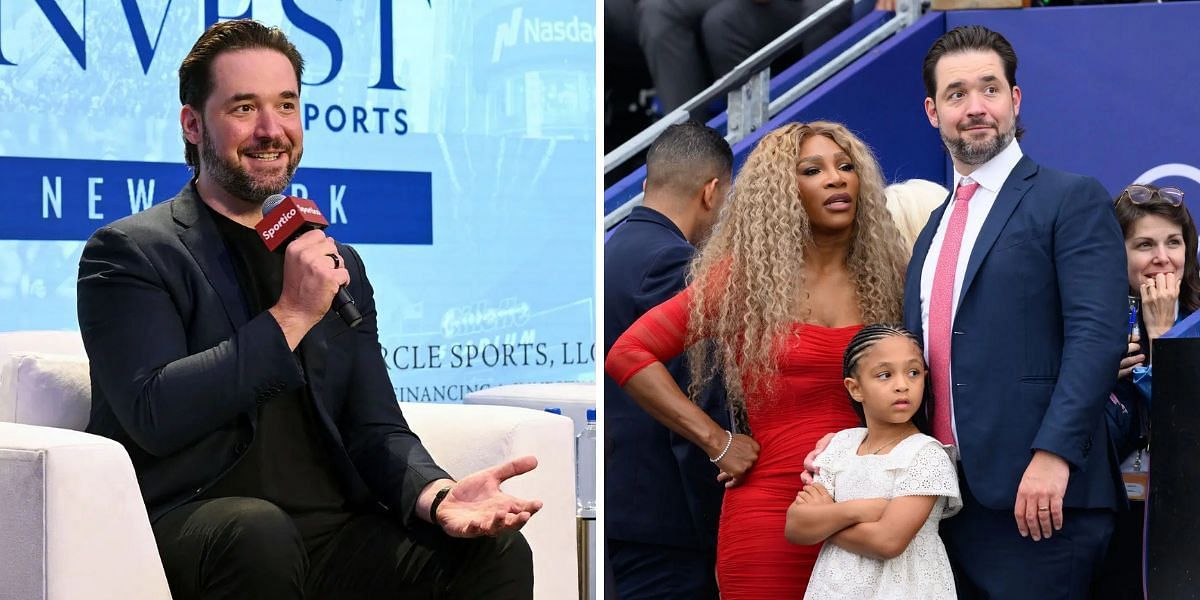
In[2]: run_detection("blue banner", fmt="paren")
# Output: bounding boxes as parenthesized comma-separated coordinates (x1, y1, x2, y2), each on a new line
(0, 156, 433, 243)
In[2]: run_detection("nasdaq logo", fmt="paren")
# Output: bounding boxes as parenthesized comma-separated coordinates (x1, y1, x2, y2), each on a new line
(491, 7, 595, 63)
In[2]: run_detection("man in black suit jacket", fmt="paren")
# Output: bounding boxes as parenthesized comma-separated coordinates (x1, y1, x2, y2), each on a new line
(77, 20, 539, 600)
(604, 121, 732, 599)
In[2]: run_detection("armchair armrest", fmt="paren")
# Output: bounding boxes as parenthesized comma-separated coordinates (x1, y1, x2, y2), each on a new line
(0, 422, 171, 599)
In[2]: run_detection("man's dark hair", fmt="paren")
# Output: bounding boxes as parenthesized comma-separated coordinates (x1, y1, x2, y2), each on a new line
(178, 20, 304, 167)
(644, 121, 733, 195)
(922, 25, 1018, 100)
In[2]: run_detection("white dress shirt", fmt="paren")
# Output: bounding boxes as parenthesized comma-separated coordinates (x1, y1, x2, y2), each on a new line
(919, 139, 1024, 446)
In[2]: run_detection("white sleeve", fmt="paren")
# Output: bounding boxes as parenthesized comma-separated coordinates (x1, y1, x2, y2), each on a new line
(815, 456, 837, 498)
(812, 430, 855, 499)
(893, 442, 960, 503)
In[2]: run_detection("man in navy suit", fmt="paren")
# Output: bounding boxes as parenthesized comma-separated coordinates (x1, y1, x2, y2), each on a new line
(906, 26, 1127, 598)
(604, 121, 732, 599)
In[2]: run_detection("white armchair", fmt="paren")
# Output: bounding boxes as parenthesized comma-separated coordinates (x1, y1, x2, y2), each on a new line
(0, 421, 173, 600)
(0, 331, 578, 600)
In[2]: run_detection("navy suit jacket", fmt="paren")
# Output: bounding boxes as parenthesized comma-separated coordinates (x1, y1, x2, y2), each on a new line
(903, 156, 1127, 511)
(78, 184, 449, 523)
(603, 206, 728, 548)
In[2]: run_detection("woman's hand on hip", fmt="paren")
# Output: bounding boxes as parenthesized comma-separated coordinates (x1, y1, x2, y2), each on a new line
(713, 433, 760, 485)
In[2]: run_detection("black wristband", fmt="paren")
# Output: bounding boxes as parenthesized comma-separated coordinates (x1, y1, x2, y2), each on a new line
(429, 484, 453, 524)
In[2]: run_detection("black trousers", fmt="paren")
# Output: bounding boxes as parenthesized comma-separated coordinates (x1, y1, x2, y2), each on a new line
(943, 467, 1115, 600)
(152, 497, 533, 600)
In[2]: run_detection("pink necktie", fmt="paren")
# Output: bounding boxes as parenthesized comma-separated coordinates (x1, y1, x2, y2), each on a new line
(928, 180, 979, 446)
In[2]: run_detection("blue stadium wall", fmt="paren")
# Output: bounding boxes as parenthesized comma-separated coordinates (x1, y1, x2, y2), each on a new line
(607, 3, 1200, 219)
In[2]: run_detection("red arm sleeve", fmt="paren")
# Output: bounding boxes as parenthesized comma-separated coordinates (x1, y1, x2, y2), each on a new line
(605, 286, 693, 386)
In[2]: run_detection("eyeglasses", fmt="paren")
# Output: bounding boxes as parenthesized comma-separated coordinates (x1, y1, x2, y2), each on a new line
(1118, 184, 1185, 207)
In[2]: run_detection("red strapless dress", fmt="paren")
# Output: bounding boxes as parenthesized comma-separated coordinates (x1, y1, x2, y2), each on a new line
(607, 286, 861, 599)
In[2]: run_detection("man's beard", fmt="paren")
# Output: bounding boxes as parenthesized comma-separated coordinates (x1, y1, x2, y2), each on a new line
(199, 126, 301, 205)
(942, 115, 1015, 167)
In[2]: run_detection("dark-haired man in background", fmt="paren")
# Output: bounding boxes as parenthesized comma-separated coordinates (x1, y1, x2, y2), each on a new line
(604, 121, 733, 599)
(78, 19, 538, 599)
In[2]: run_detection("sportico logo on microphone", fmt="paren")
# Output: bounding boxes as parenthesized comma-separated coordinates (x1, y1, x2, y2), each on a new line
(261, 209, 299, 241)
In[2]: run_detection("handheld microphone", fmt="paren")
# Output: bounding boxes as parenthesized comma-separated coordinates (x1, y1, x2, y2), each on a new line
(257, 194, 363, 328)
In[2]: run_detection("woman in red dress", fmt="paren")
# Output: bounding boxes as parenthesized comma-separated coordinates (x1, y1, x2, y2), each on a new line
(606, 122, 910, 598)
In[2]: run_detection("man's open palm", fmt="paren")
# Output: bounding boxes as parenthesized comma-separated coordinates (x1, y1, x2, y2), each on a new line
(437, 455, 544, 538)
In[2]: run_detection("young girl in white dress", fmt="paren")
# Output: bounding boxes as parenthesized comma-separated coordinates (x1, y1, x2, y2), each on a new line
(786, 324, 960, 600)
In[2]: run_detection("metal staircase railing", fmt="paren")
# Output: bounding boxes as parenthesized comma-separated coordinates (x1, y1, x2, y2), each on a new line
(603, 0, 925, 231)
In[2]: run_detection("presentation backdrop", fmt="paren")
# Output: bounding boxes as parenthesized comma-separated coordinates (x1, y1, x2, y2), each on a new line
(0, 0, 596, 400)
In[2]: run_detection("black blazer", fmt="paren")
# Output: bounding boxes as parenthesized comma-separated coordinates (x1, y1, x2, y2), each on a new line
(78, 184, 449, 523)
(603, 206, 728, 548)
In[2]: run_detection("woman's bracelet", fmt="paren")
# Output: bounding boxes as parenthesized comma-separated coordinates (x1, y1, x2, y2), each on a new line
(709, 430, 734, 464)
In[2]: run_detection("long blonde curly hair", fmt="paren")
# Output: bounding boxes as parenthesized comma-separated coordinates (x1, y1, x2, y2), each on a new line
(685, 121, 910, 413)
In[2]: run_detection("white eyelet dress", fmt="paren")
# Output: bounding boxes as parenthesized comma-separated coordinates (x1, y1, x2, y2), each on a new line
(803, 428, 961, 600)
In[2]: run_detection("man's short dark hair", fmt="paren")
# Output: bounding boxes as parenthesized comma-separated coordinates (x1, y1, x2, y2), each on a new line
(178, 20, 305, 167)
(645, 121, 733, 195)
(922, 25, 1018, 100)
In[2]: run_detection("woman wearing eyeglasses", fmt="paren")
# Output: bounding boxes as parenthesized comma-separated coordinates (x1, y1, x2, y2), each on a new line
(1093, 183, 1199, 600)
(1113, 184, 1198, 395)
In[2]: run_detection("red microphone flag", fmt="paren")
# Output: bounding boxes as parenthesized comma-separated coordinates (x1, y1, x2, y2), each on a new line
(255, 196, 330, 252)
